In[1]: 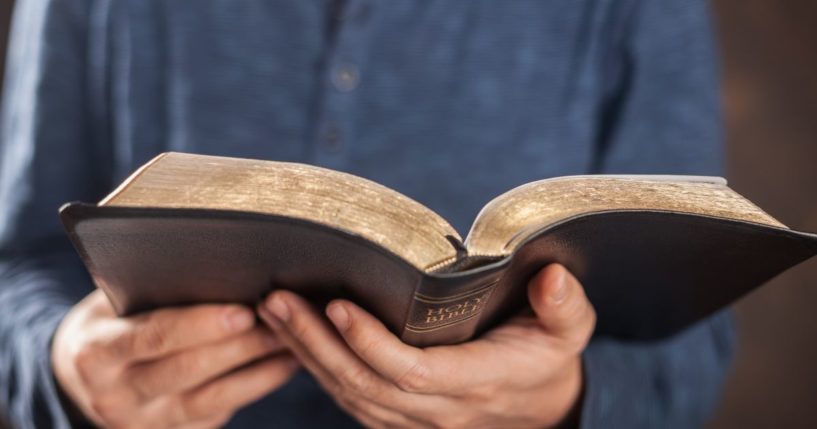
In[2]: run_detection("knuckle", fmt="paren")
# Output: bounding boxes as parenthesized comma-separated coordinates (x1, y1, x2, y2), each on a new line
(175, 350, 209, 379)
(128, 357, 205, 401)
(288, 316, 311, 341)
(394, 360, 433, 393)
(355, 334, 381, 357)
(337, 365, 374, 394)
(133, 321, 170, 354)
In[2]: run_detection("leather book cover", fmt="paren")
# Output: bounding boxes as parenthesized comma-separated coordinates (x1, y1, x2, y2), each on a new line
(60, 203, 817, 347)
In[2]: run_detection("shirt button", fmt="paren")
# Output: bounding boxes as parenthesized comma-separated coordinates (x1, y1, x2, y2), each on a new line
(332, 63, 360, 92)
(322, 124, 343, 152)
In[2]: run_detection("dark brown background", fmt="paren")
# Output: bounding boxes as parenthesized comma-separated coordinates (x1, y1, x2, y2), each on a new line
(707, 1, 817, 428)
(0, 1, 815, 428)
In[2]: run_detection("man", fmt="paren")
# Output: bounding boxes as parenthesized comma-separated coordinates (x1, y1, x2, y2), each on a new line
(0, 0, 734, 428)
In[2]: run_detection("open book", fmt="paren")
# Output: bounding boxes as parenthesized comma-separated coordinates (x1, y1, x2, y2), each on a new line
(60, 152, 817, 346)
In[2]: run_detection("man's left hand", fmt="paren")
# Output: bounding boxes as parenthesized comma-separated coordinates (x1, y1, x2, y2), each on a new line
(258, 263, 595, 429)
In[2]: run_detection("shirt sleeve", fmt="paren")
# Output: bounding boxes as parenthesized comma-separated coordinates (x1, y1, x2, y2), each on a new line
(0, 1, 107, 427)
(580, 0, 736, 428)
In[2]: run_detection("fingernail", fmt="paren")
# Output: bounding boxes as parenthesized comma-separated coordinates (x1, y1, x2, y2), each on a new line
(549, 269, 569, 304)
(267, 295, 291, 323)
(224, 307, 254, 332)
(326, 303, 350, 332)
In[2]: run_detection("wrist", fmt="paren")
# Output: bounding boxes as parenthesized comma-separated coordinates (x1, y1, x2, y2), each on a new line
(552, 357, 584, 429)
(50, 320, 97, 428)
(553, 356, 584, 429)
(533, 356, 584, 429)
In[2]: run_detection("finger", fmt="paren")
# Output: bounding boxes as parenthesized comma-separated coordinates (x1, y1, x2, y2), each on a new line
(259, 291, 393, 392)
(127, 327, 283, 399)
(257, 303, 340, 392)
(169, 354, 300, 424)
(324, 299, 440, 392)
(103, 303, 257, 362)
(267, 318, 431, 429)
(258, 293, 434, 426)
(527, 264, 596, 344)
(329, 299, 523, 396)
(334, 392, 434, 429)
(258, 292, 392, 397)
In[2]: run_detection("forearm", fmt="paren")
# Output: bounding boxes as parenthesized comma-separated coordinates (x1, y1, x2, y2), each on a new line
(0, 248, 94, 429)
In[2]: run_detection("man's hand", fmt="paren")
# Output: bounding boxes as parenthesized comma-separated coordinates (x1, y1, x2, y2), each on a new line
(52, 290, 300, 429)
(258, 263, 596, 429)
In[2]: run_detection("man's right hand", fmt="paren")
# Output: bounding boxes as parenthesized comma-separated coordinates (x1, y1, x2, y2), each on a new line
(52, 290, 300, 429)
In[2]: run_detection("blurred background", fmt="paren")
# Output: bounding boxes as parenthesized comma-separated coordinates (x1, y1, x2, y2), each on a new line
(0, 1, 815, 428)
(706, 1, 817, 428)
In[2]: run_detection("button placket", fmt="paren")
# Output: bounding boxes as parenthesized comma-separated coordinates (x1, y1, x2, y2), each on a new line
(311, 0, 374, 169)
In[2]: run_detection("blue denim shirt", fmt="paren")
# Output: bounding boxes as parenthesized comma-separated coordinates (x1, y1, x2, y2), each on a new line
(0, 1, 734, 428)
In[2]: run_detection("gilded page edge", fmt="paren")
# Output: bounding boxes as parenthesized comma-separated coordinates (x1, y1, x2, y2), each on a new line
(99, 152, 170, 206)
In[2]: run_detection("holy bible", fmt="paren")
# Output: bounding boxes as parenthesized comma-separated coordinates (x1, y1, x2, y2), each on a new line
(59, 152, 817, 346)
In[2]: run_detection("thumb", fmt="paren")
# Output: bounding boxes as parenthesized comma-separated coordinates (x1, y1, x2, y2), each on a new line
(527, 264, 596, 344)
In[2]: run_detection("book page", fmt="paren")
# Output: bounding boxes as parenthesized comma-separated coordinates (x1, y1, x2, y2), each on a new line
(464, 175, 787, 257)
(102, 152, 461, 271)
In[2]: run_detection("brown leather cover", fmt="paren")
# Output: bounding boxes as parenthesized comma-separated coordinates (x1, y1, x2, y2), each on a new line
(60, 203, 817, 347)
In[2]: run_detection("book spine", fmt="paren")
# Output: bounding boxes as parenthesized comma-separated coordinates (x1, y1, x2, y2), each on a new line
(400, 267, 505, 347)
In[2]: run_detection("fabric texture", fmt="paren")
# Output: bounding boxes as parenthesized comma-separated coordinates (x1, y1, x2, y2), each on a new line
(0, 1, 733, 428)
